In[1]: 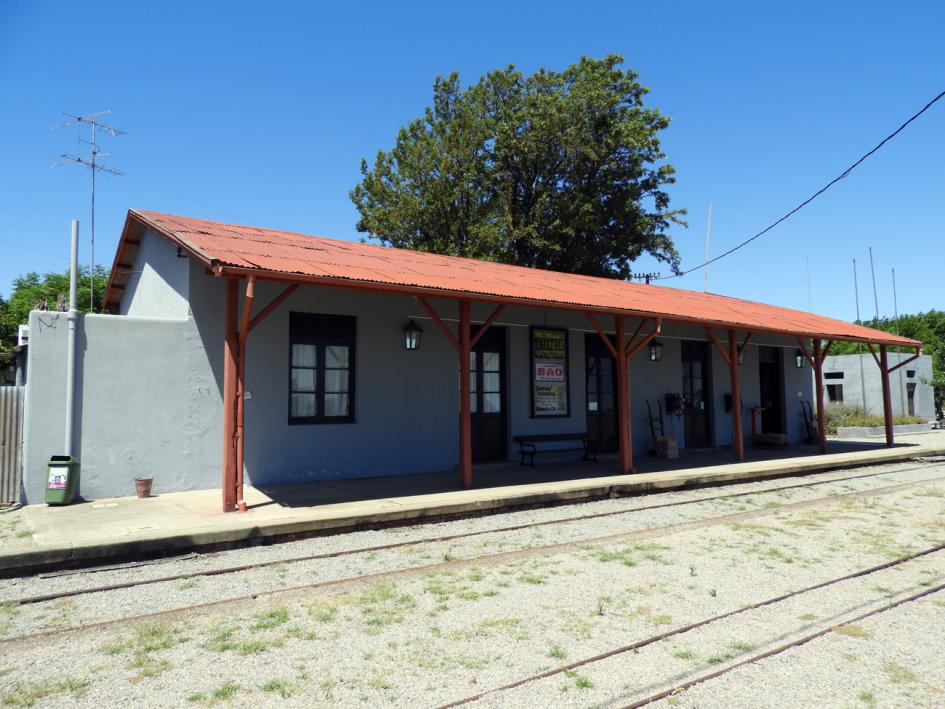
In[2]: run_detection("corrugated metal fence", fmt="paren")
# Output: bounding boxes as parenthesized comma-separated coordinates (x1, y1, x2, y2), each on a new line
(0, 386, 24, 504)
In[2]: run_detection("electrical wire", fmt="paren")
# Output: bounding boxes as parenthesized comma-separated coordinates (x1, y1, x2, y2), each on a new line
(659, 88, 945, 280)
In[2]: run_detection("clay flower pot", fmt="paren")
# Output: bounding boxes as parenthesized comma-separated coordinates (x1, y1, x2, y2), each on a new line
(134, 478, 153, 499)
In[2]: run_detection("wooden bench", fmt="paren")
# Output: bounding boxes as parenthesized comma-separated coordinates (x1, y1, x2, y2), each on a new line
(513, 433, 599, 467)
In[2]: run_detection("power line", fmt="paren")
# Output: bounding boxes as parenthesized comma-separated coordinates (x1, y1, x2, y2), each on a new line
(659, 88, 945, 281)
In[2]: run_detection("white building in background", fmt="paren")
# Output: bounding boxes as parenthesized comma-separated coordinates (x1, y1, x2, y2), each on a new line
(821, 353, 935, 420)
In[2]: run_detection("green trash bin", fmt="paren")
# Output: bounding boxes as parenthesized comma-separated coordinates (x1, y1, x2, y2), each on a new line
(46, 455, 79, 505)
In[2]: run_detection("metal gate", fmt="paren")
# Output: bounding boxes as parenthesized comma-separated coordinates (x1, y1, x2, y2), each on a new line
(0, 386, 24, 504)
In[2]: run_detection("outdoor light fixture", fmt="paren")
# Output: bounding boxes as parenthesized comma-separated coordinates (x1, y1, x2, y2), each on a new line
(737, 351, 744, 366)
(649, 339, 664, 362)
(795, 348, 805, 368)
(404, 320, 423, 351)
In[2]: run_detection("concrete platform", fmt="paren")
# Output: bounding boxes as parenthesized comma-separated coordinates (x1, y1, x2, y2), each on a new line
(4, 433, 945, 574)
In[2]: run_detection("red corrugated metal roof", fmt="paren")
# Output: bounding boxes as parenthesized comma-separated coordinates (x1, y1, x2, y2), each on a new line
(107, 209, 920, 347)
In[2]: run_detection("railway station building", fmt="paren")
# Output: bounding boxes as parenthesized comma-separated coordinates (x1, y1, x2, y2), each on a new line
(19, 210, 923, 509)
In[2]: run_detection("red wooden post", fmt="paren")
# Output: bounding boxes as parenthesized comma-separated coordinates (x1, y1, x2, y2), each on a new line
(813, 339, 827, 454)
(880, 345, 894, 447)
(615, 316, 633, 474)
(234, 276, 255, 512)
(458, 300, 473, 488)
(221, 278, 239, 512)
(728, 329, 744, 461)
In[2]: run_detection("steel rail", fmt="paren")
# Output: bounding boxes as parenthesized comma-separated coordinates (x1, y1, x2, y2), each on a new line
(620, 579, 945, 708)
(438, 543, 945, 708)
(4, 463, 941, 607)
(1, 474, 942, 646)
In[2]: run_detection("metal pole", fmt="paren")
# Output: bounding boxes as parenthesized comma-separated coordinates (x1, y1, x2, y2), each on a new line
(90, 123, 96, 311)
(868, 247, 880, 321)
(703, 202, 712, 293)
(64, 220, 79, 457)
(852, 259, 867, 413)
(892, 268, 905, 416)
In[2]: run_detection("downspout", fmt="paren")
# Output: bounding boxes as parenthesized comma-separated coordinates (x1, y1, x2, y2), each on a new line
(64, 219, 79, 458)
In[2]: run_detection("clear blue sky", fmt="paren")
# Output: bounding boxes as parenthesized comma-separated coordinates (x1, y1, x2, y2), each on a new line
(1, 1, 942, 321)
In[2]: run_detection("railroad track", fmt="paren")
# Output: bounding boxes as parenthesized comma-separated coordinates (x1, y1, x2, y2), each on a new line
(436, 542, 945, 708)
(4, 461, 940, 608)
(2, 471, 942, 646)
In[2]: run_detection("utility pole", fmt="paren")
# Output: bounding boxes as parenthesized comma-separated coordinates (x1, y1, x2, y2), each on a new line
(853, 258, 867, 412)
(55, 111, 125, 311)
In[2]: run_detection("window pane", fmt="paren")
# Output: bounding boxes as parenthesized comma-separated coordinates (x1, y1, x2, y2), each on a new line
(470, 391, 477, 413)
(326, 345, 349, 368)
(469, 351, 477, 370)
(483, 372, 500, 392)
(291, 368, 315, 392)
(291, 393, 316, 418)
(483, 392, 501, 413)
(482, 352, 500, 372)
(324, 393, 349, 417)
(587, 393, 598, 412)
(325, 370, 349, 393)
(470, 372, 477, 392)
(292, 344, 316, 367)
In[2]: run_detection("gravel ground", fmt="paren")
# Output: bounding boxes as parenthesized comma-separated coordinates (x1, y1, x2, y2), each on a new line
(0, 462, 943, 708)
(0, 461, 941, 638)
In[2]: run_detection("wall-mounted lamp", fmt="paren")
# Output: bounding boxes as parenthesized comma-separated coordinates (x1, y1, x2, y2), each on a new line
(795, 349, 805, 368)
(737, 351, 744, 366)
(404, 320, 423, 351)
(649, 339, 664, 362)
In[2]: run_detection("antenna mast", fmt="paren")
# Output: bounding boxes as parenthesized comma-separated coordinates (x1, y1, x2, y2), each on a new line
(54, 111, 125, 310)
(853, 258, 867, 412)
(703, 201, 713, 293)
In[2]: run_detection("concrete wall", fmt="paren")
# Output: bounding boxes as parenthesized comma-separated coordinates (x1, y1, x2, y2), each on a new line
(119, 228, 190, 319)
(821, 353, 935, 420)
(21, 310, 218, 503)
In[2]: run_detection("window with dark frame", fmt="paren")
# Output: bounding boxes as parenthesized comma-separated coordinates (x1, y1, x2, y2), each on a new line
(826, 384, 843, 403)
(289, 312, 355, 424)
(824, 372, 844, 380)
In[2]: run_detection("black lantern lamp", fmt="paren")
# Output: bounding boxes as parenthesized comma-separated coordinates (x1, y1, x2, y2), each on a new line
(404, 320, 423, 351)
(794, 348, 805, 368)
(649, 339, 664, 362)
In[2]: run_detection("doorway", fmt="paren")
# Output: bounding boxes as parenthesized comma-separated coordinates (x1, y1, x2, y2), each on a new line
(585, 334, 618, 452)
(758, 346, 785, 434)
(470, 326, 507, 462)
(681, 341, 712, 448)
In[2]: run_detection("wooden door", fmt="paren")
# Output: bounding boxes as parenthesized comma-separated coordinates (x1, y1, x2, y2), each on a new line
(681, 341, 712, 448)
(470, 327, 507, 462)
(585, 334, 618, 452)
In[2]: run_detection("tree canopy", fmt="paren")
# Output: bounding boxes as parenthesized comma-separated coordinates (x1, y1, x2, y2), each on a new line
(351, 55, 685, 279)
(0, 266, 108, 352)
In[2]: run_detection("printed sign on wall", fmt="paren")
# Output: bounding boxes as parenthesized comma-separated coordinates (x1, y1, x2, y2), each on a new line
(531, 327, 569, 417)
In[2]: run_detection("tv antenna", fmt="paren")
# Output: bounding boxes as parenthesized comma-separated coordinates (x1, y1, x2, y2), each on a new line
(54, 111, 126, 310)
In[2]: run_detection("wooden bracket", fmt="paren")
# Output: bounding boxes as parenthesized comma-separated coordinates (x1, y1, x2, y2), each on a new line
(248, 283, 299, 334)
(469, 304, 506, 349)
(626, 317, 663, 359)
(585, 312, 619, 360)
(417, 297, 461, 352)
(706, 328, 730, 367)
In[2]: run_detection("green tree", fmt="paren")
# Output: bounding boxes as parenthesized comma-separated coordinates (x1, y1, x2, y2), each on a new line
(0, 266, 108, 352)
(351, 55, 685, 278)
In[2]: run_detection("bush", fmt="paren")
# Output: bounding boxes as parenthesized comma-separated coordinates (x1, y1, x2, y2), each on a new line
(821, 403, 927, 434)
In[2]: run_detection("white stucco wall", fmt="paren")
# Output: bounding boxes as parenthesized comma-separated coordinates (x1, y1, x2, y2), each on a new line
(821, 353, 934, 420)
(118, 228, 190, 319)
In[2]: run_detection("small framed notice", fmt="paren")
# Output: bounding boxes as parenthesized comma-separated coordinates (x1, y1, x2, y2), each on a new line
(530, 327, 569, 417)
